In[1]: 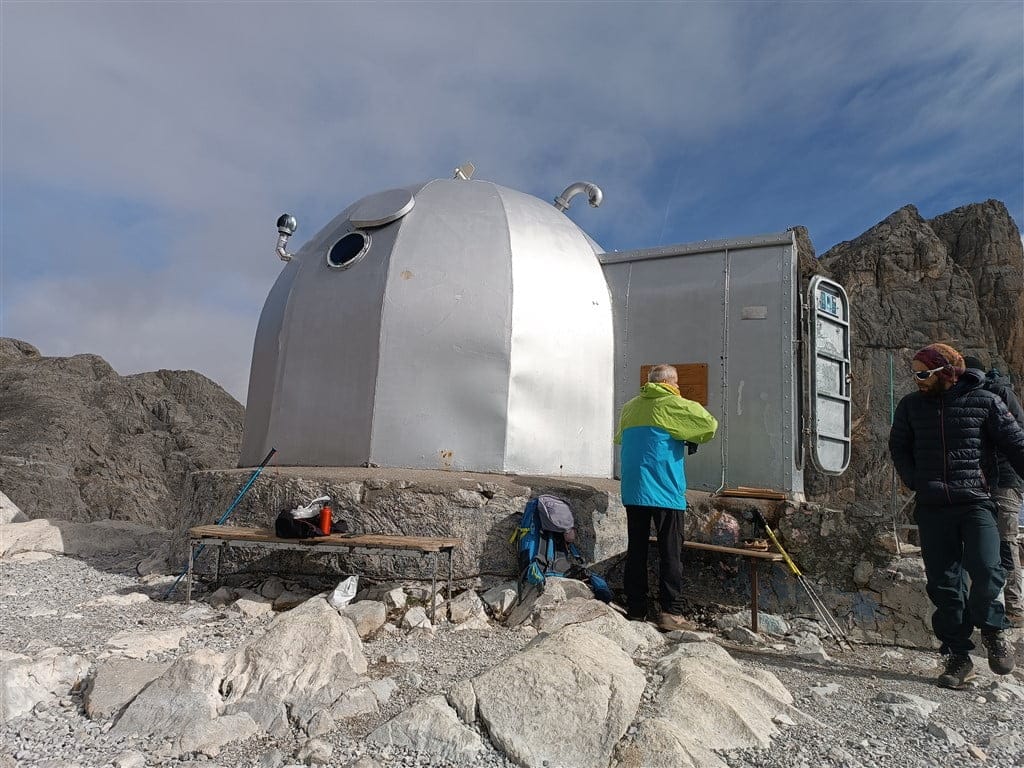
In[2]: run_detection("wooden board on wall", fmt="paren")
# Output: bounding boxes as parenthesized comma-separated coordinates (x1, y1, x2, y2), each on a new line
(639, 363, 709, 405)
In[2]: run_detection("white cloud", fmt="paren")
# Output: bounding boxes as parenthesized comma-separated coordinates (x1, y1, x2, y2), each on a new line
(1, 2, 1021, 401)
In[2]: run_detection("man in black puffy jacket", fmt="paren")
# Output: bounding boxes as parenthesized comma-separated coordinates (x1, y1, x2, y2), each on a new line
(964, 355, 1024, 627)
(889, 343, 1024, 688)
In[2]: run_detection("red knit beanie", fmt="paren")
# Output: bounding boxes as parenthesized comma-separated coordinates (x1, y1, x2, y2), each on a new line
(913, 343, 964, 382)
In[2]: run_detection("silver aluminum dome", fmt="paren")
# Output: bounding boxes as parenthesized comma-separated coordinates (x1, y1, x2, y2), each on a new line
(240, 177, 615, 476)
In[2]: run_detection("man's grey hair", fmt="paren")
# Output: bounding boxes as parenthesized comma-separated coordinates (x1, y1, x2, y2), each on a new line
(648, 364, 678, 383)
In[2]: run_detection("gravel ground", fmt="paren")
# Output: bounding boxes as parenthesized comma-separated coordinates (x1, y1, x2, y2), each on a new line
(1, 552, 1022, 768)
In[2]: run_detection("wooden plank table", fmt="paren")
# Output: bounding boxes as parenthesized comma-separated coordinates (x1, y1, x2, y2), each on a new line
(652, 537, 786, 633)
(187, 525, 462, 621)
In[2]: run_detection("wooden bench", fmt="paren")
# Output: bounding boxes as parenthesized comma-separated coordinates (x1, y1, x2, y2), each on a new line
(651, 537, 786, 633)
(186, 525, 462, 621)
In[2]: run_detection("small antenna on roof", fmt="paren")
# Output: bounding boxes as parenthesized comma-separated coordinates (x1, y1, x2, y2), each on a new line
(452, 162, 475, 181)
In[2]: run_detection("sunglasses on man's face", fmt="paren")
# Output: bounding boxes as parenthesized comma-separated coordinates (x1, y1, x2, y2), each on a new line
(913, 366, 947, 381)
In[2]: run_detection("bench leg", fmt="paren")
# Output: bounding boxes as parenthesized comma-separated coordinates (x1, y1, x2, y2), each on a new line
(215, 546, 223, 582)
(185, 542, 195, 606)
(447, 547, 454, 602)
(750, 562, 759, 634)
(429, 552, 438, 623)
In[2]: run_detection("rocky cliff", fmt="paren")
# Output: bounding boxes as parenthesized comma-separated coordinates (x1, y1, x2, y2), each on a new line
(0, 338, 244, 527)
(801, 199, 1023, 515)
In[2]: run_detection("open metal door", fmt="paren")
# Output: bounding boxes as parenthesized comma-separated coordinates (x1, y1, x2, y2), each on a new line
(805, 276, 851, 474)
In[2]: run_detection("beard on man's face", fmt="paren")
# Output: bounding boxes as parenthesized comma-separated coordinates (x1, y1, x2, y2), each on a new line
(918, 377, 944, 396)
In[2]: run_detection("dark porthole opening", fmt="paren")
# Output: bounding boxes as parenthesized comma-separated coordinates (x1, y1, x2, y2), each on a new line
(326, 231, 370, 269)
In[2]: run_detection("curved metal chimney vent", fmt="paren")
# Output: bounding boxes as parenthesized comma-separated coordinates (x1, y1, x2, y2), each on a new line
(276, 213, 298, 262)
(553, 181, 602, 212)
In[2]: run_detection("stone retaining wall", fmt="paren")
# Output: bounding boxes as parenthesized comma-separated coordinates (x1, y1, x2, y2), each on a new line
(175, 467, 934, 646)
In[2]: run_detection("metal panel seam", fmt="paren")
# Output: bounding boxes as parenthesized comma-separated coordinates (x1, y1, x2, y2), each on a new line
(267, 263, 301, 460)
(716, 248, 730, 493)
(495, 186, 514, 470)
(368, 180, 436, 465)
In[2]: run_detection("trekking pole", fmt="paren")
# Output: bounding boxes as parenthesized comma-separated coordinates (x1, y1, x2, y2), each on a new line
(753, 510, 854, 651)
(162, 447, 277, 600)
(889, 352, 902, 556)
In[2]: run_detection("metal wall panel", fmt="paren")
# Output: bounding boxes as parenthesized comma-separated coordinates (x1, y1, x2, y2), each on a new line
(371, 181, 513, 472)
(601, 233, 802, 495)
(500, 186, 614, 476)
(239, 259, 299, 466)
(269, 208, 396, 466)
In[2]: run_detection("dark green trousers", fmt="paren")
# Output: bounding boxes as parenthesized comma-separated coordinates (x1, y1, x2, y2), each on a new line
(915, 499, 1008, 654)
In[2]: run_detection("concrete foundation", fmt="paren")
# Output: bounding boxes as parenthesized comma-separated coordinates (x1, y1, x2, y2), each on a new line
(175, 467, 629, 590)
(174, 468, 796, 590)
(174, 466, 937, 647)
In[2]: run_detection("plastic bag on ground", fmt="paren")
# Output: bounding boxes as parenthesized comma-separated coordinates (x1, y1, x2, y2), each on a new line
(328, 575, 359, 609)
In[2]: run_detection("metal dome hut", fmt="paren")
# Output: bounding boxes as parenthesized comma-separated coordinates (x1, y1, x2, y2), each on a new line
(240, 174, 615, 477)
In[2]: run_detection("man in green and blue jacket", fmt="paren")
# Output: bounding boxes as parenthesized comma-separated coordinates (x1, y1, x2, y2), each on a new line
(614, 364, 718, 631)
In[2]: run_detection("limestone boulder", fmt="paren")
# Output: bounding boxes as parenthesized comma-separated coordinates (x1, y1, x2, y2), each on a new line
(0, 491, 27, 524)
(105, 628, 187, 659)
(0, 648, 90, 722)
(472, 625, 645, 768)
(220, 597, 368, 727)
(481, 582, 517, 619)
(505, 578, 596, 628)
(83, 659, 171, 721)
(111, 647, 227, 744)
(0, 519, 167, 559)
(616, 642, 802, 766)
(446, 589, 488, 625)
(339, 601, 387, 638)
(111, 597, 370, 756)
(368, 695, 482, 763)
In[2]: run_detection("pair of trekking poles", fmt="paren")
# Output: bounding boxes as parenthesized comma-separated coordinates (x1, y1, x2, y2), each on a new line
(162, 447, 277, 600)
(751, 509, 854, 651)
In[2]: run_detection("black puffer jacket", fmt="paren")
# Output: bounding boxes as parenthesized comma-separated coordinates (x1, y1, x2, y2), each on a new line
(889, 369, 1024, 505)
(982, 371, 1024, 489)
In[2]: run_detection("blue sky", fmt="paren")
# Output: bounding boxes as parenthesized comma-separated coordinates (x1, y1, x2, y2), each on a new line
(2, 2, 1022, 403)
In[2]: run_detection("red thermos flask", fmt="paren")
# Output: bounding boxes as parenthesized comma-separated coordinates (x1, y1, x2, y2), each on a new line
(319, 503, 332, 535)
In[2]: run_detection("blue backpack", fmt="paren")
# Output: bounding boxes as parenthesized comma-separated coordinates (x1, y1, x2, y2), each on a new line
(511, 494, 612, 602)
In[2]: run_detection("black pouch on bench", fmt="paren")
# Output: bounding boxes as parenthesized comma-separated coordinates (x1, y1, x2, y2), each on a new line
(274, 508, 328, 538)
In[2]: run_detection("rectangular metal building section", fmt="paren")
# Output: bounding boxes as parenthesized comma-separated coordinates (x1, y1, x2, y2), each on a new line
(601, 231, 807, 497)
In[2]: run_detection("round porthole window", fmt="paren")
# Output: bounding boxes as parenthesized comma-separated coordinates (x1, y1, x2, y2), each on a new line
(326, 231, 370, 269)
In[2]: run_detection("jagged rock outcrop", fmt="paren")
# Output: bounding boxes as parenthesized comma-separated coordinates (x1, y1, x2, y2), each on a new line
(0, 338, 244, 527)
(808, 201, 1023, 513)
(930, 200, 1024, 375)
(784, 200, 1022, 581)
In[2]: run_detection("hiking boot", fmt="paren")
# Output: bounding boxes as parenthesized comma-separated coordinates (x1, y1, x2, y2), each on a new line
(625, 605, 648, 622)
(936, 654, 975, 689)
(657, 612, 697, 632)
(981, 630, 1016, 675)
(1005, 612, 1024, 628)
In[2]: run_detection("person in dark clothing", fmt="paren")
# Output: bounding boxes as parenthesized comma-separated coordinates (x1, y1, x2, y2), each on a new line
(963, 355, 1024, 626)
(889, 343, 1024, 688)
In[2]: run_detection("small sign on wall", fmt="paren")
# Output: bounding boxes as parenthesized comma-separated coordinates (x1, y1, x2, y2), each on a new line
(639, 363, 709, 405)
